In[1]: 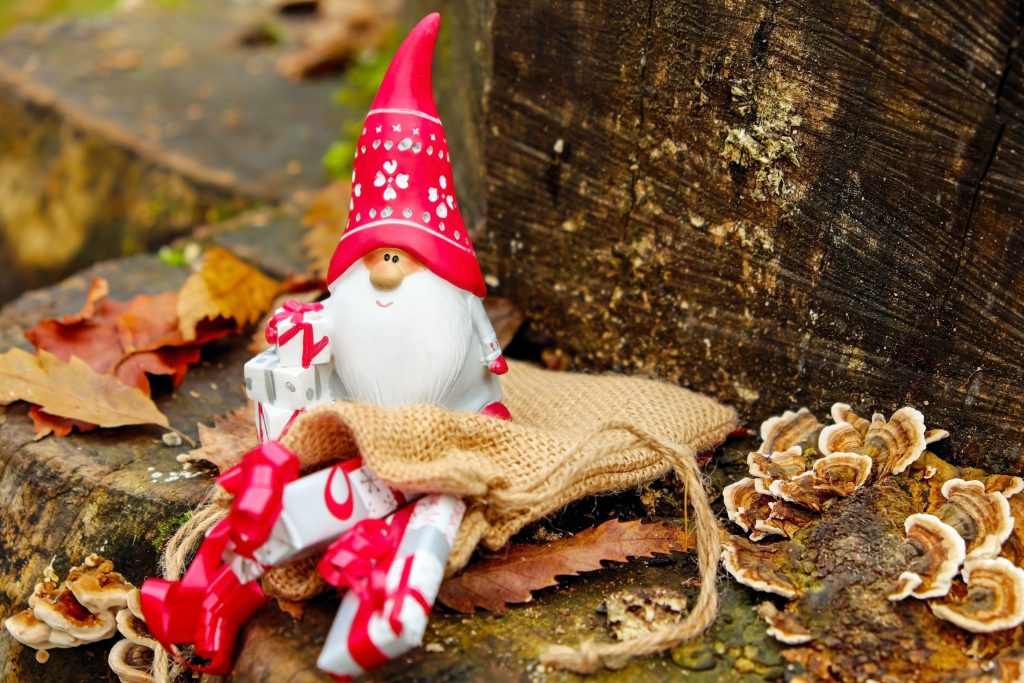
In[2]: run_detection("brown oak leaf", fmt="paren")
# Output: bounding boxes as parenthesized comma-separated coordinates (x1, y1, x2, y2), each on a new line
(0, 349, 169, 430)
(184, 407, 258, 473)
(437, 519, 693, 613)
(177, 248, 282, 341)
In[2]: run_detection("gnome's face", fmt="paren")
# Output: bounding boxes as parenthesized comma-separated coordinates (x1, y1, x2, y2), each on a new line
(324, 247, 474, 407)
(361, 248, 425, 303)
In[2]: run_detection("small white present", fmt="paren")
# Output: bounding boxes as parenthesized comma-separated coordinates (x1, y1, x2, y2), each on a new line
(243, 348, 279, 404)
(253, 401, 304, 443)
(267, 363, 332, 410)
(266, 300, 331, 368)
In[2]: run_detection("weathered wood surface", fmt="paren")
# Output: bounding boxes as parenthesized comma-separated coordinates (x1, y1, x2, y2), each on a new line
(414, 0, 1024, 472)
(0, 209, 311, 681)
(0, 2, 350, 303)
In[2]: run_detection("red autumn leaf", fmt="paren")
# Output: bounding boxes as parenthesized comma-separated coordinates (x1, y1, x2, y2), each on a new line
(25, 278, 131, 377)
(25, 277, 233, 393)
(28, 406, 99, 440)
(437, 519, 693, 614)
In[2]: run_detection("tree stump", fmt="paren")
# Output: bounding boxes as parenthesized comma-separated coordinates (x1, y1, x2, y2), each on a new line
(0, 208, 311, 681)
(412, 0, 1024, 473)
(0, 2, 349, 303)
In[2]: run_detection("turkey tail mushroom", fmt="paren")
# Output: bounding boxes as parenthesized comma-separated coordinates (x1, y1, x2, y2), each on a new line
(758, 408, 822, 456)
(934, 479, 1015, 560)
(720, 535, 799, 599)
(813, 453, 872, 496)
(889, 513, 966, 601)
(930, 558, 1024, 633)
(864, 407, 928, 478)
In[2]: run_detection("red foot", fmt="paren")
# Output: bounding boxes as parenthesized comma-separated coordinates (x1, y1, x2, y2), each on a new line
(217, 441, 300, 558)
(140, 520, 268, 676)
(480, 401, 512, 421)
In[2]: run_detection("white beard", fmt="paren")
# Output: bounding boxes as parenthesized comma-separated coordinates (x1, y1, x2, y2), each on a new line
(324, 262, 474, 407)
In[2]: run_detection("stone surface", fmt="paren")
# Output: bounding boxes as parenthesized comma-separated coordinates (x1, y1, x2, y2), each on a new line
(0, 1, 353, 302)
(411, 0, 1024, 473)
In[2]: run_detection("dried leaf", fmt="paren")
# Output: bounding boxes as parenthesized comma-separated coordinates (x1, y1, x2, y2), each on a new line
(177, 248, 281, 341)
(26, 277, 131, 376)
(438, 519, 693, 613)
(28, 407, 98, 440)
(0, 349, 169, 430)
(26, 277, 231, 399)
(277, 1, 395, 81)
(302, 181, 351, 277)
(184, 407, 258, 473)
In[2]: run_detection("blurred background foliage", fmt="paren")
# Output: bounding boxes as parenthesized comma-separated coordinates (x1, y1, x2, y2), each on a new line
(0, 0, 192, 35)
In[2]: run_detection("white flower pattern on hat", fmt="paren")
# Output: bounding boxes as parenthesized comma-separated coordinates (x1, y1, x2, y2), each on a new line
(350, 181, 362, 210)
(374, 160, 409, 202)
(427, 175, 455, 218)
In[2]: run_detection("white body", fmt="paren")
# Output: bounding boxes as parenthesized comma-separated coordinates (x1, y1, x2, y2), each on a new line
(322, 261, 501, 413)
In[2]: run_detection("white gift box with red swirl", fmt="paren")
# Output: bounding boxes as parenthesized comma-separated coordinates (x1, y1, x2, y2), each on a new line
(316, 494, 465, 680)
(225, 457, 412, 583)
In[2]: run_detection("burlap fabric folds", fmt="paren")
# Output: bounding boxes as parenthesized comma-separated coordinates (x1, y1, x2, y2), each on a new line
(268, 360, 737, 594)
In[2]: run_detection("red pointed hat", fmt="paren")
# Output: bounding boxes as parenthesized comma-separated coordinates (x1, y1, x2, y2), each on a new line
(327, 13, 485, 297)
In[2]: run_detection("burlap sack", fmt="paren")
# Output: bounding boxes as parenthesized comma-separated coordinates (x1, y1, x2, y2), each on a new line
(157, 360, 736, 677)
(264, 360, 736, 598)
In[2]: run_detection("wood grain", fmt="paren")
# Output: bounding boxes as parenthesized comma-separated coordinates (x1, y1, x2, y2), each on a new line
(415, 0, 1024, 471)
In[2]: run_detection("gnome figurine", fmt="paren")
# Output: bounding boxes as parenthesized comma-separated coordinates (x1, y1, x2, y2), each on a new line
(141, 14, 510, 679)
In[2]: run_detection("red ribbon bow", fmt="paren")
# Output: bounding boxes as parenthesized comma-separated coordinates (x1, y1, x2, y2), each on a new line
(318, 519, 398, 609)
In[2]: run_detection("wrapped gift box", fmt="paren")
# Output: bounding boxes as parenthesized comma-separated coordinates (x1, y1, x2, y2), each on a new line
(244, 348, 333, 410)
(253, 401, 306, 443)
(268, 301, 331, 368)
(225, 458, 412, 581)
(243, 348, 279, 404)
(316, 494, 465, 679)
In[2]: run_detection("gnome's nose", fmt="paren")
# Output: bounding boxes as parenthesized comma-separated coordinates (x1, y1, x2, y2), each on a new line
(370, 261, 404, 291)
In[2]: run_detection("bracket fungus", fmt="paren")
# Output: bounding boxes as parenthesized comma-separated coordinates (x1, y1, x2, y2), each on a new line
(935, 478, 1015, 561)
(812, 453, 872, 496)
(819, 405, 936, 481)
(929, 558, 1024, 633)
(755, 602, 814, 644)
(720, 535, 798, 599)
(986, 475, 1024, 499)
(723, 477, 773, 534)
(108, 638, 156, 683)
(747, 446, 809, 481)
(752, 500, 816, 540)
(888, 513, 966, 601)
(107, 588, 158, 683)
(758, 408, 823, 456)
(3, 554, 135, 665)
(724, 404, 946, 548)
